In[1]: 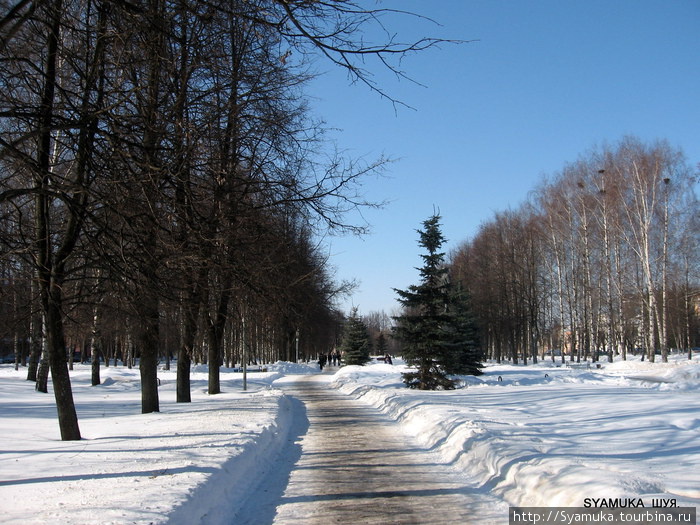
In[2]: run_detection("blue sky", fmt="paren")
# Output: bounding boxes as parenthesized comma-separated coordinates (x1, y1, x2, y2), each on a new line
(305, 0, 700, 315)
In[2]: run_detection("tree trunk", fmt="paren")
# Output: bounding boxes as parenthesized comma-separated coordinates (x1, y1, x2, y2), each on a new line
(90, 304, 101, 386)
(176, 347, 192, 403)
(138, 292, 160, 413)
(45, 297, 81, 440)
(36, 353, 49, 393)
(207, 285, 231, 395)
(35, 313, 49, 392)
(176, 300, 197, 403)
(26, 280, 42, 381)
(659, 179, 670, 362)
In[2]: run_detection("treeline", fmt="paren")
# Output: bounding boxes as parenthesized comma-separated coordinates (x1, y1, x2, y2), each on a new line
(451, 137, 699, 364)
(361, 310, 401, 356)
(0, 1, 440, 439)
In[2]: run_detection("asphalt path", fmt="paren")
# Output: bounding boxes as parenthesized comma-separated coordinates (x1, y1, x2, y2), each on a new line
(234, 373, 502, 524)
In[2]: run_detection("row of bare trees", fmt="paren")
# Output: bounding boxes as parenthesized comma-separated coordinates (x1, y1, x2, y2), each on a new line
(452, 137, 699, 365)
(1, 0, 443, 439)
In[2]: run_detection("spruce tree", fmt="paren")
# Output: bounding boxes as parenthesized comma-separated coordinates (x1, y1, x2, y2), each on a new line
(393, 214, 483, 389)
(442, 283, 484, 376)
(341, 308, 372, 366)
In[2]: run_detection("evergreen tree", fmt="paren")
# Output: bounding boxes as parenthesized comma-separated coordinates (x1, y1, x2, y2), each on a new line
(393, 214, 483, 389)
(340, 308, 372, 366)
(442, 283, 484, 376)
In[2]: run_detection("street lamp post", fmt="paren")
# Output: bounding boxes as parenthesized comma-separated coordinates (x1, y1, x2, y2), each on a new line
(242, 315, 247, 391)
(295, 328, 299, 363)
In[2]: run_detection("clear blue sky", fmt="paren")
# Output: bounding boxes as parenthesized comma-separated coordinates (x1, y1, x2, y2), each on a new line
(306, 0, 700, 315)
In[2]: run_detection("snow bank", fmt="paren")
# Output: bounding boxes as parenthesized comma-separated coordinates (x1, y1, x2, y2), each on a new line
(0, 364, 290, 525)
(332, 355, 700, 509)
(266, 360, 319, 375)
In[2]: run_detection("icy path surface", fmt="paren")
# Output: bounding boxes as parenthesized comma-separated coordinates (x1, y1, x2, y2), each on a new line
(234, 374, 506, 524)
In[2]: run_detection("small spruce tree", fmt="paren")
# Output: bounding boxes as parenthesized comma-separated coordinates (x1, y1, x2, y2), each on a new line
(393, 214, 483, 389)
(340, 308, 372, 366)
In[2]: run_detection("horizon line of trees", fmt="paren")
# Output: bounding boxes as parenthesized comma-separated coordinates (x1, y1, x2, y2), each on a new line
(450, 137, 699, 365)
(0, 0, 446, 440)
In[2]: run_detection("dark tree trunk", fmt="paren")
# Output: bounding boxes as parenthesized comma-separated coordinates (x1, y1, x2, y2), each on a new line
(176, 298, 198, 403)
(45, 298, 81, 440)
(207, 284, 231, 395)
(206, 329, 221, 395)
(91, 353, 100, 386)
(176, 347, 192, 403)
(138, 291, 160, 413)
(176, 270, 205, 403)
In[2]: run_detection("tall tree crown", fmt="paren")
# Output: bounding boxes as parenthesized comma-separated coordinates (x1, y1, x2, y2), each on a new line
(417, 214, 448, 282)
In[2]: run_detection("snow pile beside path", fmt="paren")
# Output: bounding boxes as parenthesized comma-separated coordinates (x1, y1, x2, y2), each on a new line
(0, 364, 289, 525)
(334, 363, 403, 389)
(267, 360, 319, 375)
(167, 391, 294, 525)
(332, 355, 700, 509)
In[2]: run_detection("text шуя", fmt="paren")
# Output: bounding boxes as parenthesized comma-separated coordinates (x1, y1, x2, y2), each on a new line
(583, 498, 677, 508)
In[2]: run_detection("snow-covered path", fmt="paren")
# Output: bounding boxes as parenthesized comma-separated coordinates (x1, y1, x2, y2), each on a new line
(234, 374, 505, 524)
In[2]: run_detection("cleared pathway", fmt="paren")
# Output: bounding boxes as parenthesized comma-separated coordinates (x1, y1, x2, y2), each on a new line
(234, 374, 502, 524)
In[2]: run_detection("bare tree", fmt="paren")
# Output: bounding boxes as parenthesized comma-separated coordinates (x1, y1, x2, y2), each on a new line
(451, 137, 698, 365)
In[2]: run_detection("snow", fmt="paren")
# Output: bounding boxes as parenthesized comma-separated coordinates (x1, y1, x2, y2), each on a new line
(1, 354, 698, 524)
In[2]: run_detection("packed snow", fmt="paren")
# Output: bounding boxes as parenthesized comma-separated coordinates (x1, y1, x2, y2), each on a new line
(1, 354, 698, 524)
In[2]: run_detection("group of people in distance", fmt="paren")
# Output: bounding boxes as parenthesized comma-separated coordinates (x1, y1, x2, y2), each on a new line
(317, 350, 394, 370)
(318, 348, 341, 370)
